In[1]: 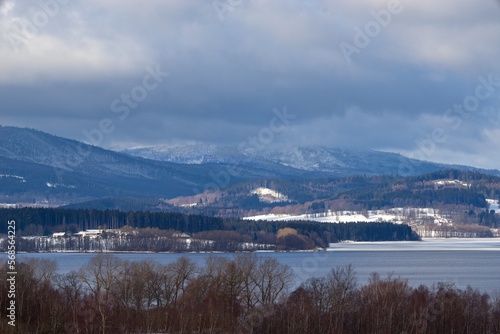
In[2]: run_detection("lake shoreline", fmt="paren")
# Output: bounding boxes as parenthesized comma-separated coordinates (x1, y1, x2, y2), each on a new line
(5, 237, 500, 254)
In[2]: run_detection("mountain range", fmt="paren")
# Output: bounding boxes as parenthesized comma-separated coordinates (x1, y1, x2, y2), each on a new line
(123, 144, 491, 177)
(0, 125, 499, 207)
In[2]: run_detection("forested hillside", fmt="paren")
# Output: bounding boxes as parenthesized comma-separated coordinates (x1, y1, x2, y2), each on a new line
(168, 170, 500, 218)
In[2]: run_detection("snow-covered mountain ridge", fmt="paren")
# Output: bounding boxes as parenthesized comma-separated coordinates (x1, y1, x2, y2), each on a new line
(123, 144, 498, 177)
(122, 144, 244, 164)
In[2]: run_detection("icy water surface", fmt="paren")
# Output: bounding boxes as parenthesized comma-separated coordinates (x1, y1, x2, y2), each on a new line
(14, 238, 500, 295)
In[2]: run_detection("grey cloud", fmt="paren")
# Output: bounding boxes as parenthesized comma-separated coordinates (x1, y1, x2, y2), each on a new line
(1, 0, 500, 168)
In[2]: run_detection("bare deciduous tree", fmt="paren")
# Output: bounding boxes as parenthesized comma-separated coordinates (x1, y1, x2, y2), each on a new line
(253, 258, 294, 306)
(79, 254, 124, 334)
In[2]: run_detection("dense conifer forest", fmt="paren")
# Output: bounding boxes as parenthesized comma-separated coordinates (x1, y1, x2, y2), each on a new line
(0, 208, 419, 252)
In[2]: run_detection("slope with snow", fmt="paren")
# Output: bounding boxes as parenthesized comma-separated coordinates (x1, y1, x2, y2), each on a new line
(122, 144, 245, 164)
(244, 207, 449, 225)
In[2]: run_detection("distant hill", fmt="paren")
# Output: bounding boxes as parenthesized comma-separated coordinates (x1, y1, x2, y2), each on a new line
(0, 126, 324, 205)
(0, 126, 300, 204)
(1, 125, 499, 208)
(123, 144, 500, 177)
(166, 169, 500, 221)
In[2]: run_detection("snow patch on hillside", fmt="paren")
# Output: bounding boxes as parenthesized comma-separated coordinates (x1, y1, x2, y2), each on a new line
(433, 179, 470, 187)
(180, 203, 198, 207)
(487, 199, 500, 212)
(0, 174, 26, 182)
(0, 203, 18, 208)
(251, 187, 289, 203)
(46, 182, 76, 189)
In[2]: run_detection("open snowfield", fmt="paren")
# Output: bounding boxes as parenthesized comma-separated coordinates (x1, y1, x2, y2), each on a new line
(244, 207, 449, 224)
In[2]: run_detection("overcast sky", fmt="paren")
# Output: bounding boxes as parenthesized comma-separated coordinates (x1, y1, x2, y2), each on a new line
(1, 0, 500, 169)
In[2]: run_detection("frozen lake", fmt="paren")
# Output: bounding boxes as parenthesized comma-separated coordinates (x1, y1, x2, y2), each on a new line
(12, 238, 500, 295)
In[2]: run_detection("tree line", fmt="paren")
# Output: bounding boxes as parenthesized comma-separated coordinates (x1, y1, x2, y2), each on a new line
(0, 255, 498, 333)
(0, 208, 225, 235)
(230, 220, 420, 248)
(0, 208, 420, 251)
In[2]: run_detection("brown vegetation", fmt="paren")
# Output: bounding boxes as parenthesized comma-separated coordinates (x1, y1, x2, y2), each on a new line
(0, 256, 498, 333)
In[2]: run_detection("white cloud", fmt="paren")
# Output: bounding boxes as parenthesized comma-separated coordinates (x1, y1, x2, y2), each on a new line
(0, 35, 147, 84)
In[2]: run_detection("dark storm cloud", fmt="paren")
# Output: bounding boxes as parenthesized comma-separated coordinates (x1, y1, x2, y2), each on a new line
(0, 0, 500, 168)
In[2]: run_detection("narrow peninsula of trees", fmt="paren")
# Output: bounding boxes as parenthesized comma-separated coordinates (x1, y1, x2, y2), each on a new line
(0, 208, 419, 252)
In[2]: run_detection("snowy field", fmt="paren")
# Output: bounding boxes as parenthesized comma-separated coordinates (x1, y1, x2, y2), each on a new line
(244, 199, 500, 225)
(244, 207, 446, 224)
